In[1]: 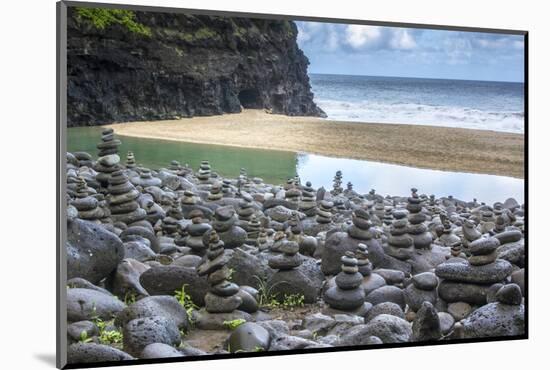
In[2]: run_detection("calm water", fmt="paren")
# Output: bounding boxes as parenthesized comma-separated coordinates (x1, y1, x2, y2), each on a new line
(310, 74, 525, 133)
(68, 127, 524, 204)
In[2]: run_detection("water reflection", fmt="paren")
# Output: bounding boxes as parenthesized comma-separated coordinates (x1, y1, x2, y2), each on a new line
(67, 127, 524, 205)
(297, 153, 524, 204)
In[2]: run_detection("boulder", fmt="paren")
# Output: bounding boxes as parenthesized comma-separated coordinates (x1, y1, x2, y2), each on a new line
(67, 343, 133, 364)
(228, 322, 271, 352)
(67, 219, 124, 284)
(115, 296, 190, 331)
(123, 316, 181, 357)
(67, 288, 126, 322)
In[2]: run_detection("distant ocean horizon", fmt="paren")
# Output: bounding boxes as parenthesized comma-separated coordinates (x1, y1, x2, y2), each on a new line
(309, 73, 525, 134)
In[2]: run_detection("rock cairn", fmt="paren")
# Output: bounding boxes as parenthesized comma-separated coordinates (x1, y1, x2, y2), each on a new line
(356, 243, 373, 276)
(462, 219, 481, 247)
(160, 205, 183, 237)
(348, 208, 374, 240)
(125, 151, 136, 169)
(386, 210, 414, 260)
(404, 272, 439, 312)
(70, 176, 103, 222)
(438, 219, 461, 246)
(197, 231, 241, 313)
(299, 181, 317, 217)
(316, 200, 334, 224)
(268, 240, 302, 270)
(324, 252, 365, 311)
(131, 168, 162, 188)
(436, 236, 513, 305)
(246, 215, 261, 245)
(406, 188, 433, 249)
(197, 160, 212, 184)
(107, 170, 146, 225)
(331, 170, 343, 195)
(209, 206, 246, 249)
(94, 128, 121, 187)
(207, 182, 223, 201)
(184, 209, 211, 255)
(236, 194, 254, 226)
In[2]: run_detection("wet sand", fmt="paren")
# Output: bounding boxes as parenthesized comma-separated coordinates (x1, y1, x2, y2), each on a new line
(106, 109, 524, 179)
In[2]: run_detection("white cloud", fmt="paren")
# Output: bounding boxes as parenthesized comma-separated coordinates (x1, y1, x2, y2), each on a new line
(325, 29, 340, 51)
(390, 29, 417, 50)
(345, 25, 382, 49)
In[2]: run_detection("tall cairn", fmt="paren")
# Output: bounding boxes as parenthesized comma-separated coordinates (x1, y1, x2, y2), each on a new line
(299, 181, 318, 217)
(331, 170, 343, 195)
(94, 128, 121, 188)
(197, 231, 242, 313)
(406, 188, 433, 249)
(106, 169, 146, 225)
(197, 160, 212, 184)
(125, 151, 136, 169)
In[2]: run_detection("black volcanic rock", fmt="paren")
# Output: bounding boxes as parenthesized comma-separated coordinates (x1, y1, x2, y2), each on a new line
(67, 8, 325, 126)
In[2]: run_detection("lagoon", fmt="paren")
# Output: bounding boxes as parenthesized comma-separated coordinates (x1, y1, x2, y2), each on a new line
(68, 126, 524, 205)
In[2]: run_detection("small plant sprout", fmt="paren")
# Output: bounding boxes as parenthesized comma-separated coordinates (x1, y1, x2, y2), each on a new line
(79, 330, 93, 343)
(174, 284, 199, 321)
(223, 319, 246, 330)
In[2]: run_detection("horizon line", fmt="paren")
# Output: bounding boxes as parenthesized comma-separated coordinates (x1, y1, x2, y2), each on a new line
(308, 71, 524, 84)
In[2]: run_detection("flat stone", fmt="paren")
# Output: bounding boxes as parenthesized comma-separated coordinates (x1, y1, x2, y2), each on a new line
(412, 272, 439, 290)
(435, 259, 513, 284)
(469, 237, 500, 256)
(67, 343, 133, 364)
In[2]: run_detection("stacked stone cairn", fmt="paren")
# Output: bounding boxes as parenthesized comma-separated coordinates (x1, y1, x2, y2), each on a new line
(94, 128, 121, 188)
(208, 206, 246, 249)
(324, 252, 366, 311)
(131, 168, 162, 188)
(316, 200, 334, 224)
(70, 176, 103, 222)
(407, 188, 433, 249)
(246, 215, 261, 245)
(385, 210, 414, 261)
(438, 218, 461, 246)
(184, 209, 211, 255)
(404, 272, 439, 312)
(197, 231, 242, 313)
(435, 236, 513, 305)
(197, 160, 212, 184)
(299, 181, 318, 217)
(331, 170, 343, 195)
(107, 170, 146, 225)
(125, 151, 136, 169)
(462, 219, 481, 248)
(207, 181, 223, 201)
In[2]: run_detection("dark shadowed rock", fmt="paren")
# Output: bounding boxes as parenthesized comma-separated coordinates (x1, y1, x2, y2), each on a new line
(437, 280, 492, 305)
(411, 302, 441, 342)
(495, 284, 523, 305)
(139, 265, 209, 306)
(227, 248, 272, 289)
(267, 257, 324, 303)
(67, 219, 124, 284)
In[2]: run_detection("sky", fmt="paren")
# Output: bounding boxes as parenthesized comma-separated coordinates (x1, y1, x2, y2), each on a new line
(296, 22, 525, 82)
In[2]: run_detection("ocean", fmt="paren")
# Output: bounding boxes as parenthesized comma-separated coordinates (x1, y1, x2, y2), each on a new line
(309, 74, 525, 134)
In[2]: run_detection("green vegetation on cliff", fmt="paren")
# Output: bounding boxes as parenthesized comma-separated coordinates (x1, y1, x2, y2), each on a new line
(75, 7, 151, 37)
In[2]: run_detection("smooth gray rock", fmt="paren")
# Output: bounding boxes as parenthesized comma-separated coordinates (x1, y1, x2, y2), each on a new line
(365, 285, 405, 309)
(67, 343, 133, 364)
(447, 302, 472, 321)
(438, 312, 455, 335)
(496, 284, 523, 305)
(67, 219, 124, 284)
(437, 280, 492, 305)
(228, 322, 271, 352)
(412, 272, 439, 290)
(404, 284, 438, 312)
(511, 269, 525, 295)
(67, 288, 126, 322)
(140, 343, 183, 359)
(373, 269, 405, 285)
(123, 316, 181, 357)
(67, 321, 99, 343)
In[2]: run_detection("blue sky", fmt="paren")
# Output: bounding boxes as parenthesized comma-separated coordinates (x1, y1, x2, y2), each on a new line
(296, 22, 525, 82)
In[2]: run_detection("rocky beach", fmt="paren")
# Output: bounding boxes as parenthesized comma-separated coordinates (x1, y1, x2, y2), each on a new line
(65, 129, 525, 364)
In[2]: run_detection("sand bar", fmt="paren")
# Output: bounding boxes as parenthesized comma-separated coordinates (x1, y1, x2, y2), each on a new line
(106, 109, 524, 179)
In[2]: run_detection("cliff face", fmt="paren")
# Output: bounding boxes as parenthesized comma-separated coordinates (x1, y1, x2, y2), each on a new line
(66, 8, 325, 126)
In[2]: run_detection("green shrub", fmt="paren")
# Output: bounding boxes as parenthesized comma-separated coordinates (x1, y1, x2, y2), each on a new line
(75, 7, 152, 37)
(174, 284, 198, 321)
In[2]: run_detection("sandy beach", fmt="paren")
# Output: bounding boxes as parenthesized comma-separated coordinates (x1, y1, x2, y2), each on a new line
(106, 109, 524, 179)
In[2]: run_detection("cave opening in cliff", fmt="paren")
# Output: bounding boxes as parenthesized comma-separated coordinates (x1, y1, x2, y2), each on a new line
(238, 89, 263, 109)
